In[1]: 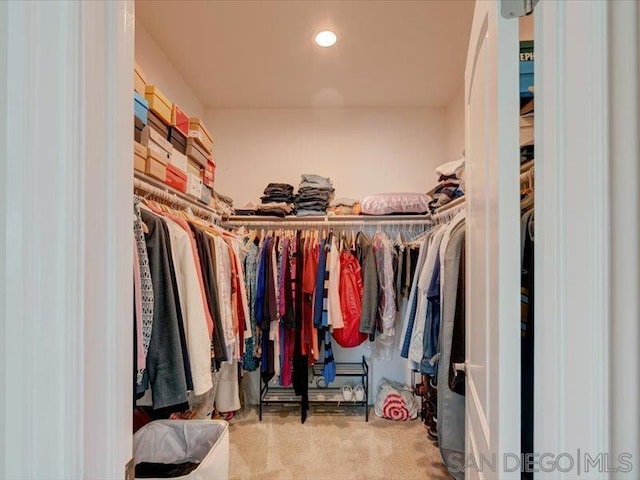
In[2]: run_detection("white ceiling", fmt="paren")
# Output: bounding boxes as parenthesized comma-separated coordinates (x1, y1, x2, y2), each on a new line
(136, 0, 474, 109)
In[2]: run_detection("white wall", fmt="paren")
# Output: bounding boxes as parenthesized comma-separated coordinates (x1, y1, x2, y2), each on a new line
(135, 18, 205, 119)
(206, 106, 446, 394)
(445, 85, 465, 161)
(205, 107, 446, 205)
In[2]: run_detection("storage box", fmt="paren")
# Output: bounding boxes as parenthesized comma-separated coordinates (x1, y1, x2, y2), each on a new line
(144, 85, 173, 126)
(134, 153, 146, 173)
(169, 149, 188, 173)
(142, 126, 172, 162)
(134, 141, 148, 158)
(187, 172, 203, 199)
(187, 159, 203, 179)
(133, 420, 229, 480)
(188, 118, 214, 153)
(186, 137, 208, 167)
(203, 159, 215, 188)
(134, 141, 147, 173)
(134, 62, 147, 95)
(199, 185, 212, 205)
(165, 164, 188, 193)
(149, 146, 169, 166)
(146, 157, 167, 181)
(134, 117, 145, 143)
(134, 91, 149, 125)
(172, 104, 190, 137)
(168, 127, 187, 155)
(147, 110, 169, 139)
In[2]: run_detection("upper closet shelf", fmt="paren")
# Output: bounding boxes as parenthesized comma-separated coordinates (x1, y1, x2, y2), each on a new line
(225, 214, 433, 226)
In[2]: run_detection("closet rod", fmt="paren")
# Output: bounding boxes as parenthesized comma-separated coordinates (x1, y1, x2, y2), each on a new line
(225, 215, 433, 228)
(431, 195, 466, 216)
(134, 172, 220, 222)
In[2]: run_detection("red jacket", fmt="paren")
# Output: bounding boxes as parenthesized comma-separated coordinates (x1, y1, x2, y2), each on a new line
(333, 251, 368, 348)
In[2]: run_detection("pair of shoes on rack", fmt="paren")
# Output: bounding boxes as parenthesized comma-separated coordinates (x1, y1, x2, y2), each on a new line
(341, 384, 365, 402)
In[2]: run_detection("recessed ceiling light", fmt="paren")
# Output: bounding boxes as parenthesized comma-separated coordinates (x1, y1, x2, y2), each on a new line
(315, 30, 337, 48)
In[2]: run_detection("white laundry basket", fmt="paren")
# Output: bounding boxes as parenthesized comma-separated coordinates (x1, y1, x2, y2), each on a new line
(133, 420, 229, 480)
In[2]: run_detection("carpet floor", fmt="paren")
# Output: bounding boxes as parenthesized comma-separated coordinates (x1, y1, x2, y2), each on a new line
(227, 407, 450, 480)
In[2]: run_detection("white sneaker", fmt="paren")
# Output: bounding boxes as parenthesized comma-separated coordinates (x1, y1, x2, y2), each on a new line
(341, 385, 353, 401)
(354, 384, 365, 402)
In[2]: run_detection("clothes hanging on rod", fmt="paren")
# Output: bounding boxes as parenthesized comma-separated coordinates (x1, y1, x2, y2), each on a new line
(437, 210, 466, 480)
(133, 194, 250, 419)
(232, 221, 431, 389)
(398, 200, 466, 480)
(520, 162, 535, 479)
(134, 172, 227, 222)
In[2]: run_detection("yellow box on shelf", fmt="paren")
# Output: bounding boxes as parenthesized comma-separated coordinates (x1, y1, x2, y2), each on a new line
(188, 118, 214, 153)
(144, 85, 173, 126)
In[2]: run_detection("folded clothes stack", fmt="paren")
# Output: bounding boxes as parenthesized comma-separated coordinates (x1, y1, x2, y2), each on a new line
(294, 174, 335, 216)
(427, 158, 465, 212)
(261, 183, 296, 204)
(327, 197, 361, 216)
(234, 202, 258, 216)
(257, 202, 294, 218)
(211, 189, 234, 217)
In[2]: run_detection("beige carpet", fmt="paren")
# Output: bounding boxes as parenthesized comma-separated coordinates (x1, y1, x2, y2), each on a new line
(227, 407, 450, 480)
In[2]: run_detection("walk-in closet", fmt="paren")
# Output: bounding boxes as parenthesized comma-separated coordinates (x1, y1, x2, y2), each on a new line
(128, 2, 536, 478)
(126, 1, 535, 478)
(7, 1, 639, 480)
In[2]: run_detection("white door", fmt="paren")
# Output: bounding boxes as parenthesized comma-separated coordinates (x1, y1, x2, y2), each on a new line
(464, 1, 521, 479)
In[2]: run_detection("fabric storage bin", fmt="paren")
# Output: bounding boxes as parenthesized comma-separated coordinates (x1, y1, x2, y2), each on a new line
(145, 85, 173, 125)
(168, 127, 187, 155)
(134, 91, 149, 125)
(203, 159, 215, 188)
(148, 110, 170, 138)
(165, 164, 187, 193)
(133, 420, 229, 480)
(199, 185, 212, 205)
(134, 62, 148, 95)
(142, 126, 172, 163)
(134, 117, 145, 143)
(172, 104, 190, 137)
(170, 149, 188, 174)
(188, 118, 214, 153)
(186, 137, 208, 168)
(146, 157, 166, 181)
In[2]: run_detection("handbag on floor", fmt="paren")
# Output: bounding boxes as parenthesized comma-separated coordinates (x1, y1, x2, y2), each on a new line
(374, 378, 419, 421)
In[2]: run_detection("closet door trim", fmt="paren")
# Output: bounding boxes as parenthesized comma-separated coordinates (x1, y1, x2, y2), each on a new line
(533, 1, 639, 477)
(0, 1, 134, 478)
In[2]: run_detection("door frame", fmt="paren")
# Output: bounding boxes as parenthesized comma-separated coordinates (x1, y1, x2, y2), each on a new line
(535, 1, 640, 477)
(1, 0, 638, 478)
(0, 1, 134, 478)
